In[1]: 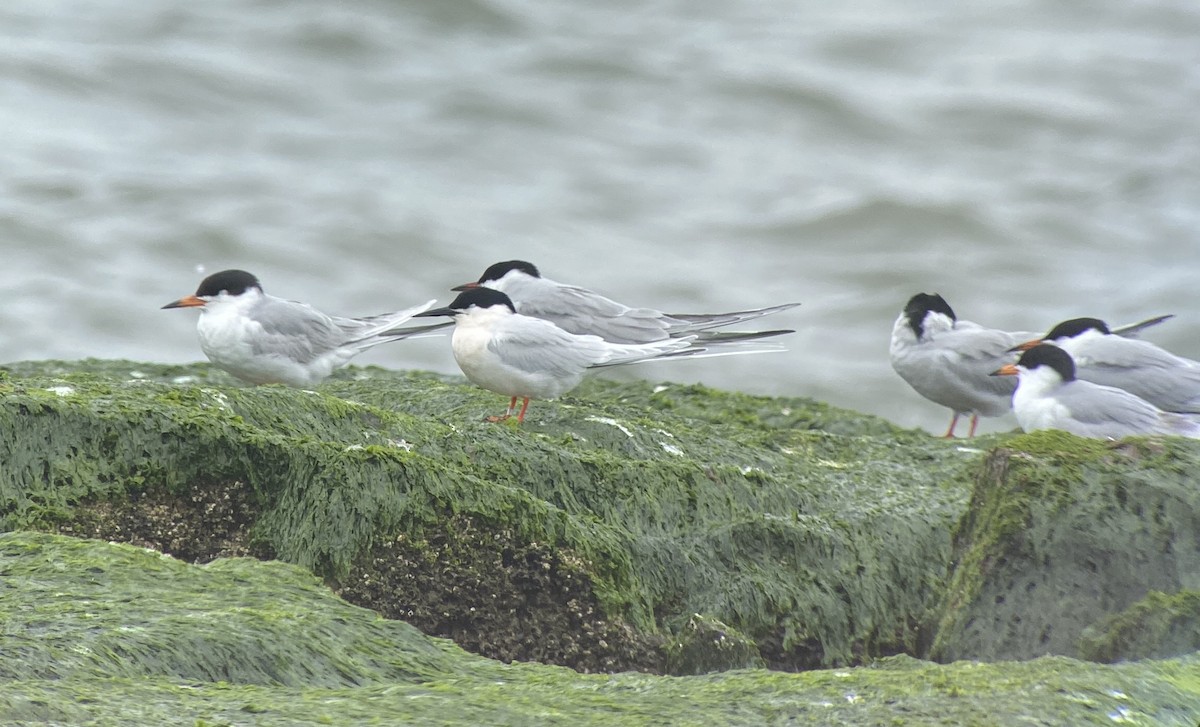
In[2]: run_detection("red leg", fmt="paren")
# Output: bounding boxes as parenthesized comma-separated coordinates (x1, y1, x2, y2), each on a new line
(515, 397, 531, 423)
(967, 414, 980, 438)
(941, 413, 960, 438)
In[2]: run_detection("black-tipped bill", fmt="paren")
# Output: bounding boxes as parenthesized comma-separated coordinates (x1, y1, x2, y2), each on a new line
(418, 287, 517, 316)
(1007, 338, 1042, 353)
(162, 295, 206, 310)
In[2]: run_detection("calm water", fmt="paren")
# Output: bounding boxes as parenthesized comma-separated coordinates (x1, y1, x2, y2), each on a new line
(2, 0, 1197, 434)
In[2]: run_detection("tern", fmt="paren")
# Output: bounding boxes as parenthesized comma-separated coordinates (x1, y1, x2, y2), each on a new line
(415, 286, 779, 423)
(890, 294, 1171, 437)
(452, 259, 799, 345)
(1011, 317, 1199, 413)
(991, 344, 1200, 440)
(162, 269, 447, 387)
(889, 293, 1038, 437)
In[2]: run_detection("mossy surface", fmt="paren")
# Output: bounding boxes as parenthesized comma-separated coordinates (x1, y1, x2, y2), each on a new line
(931, 431, 1200, 662)
(665, 613, 766, 675)
(7, 359, 1200, 676)
(0, 531, 459, 687)
(3, 532, 1199, 727)
(0, 358, 980, 672)
(1080, 590, 1200, 663)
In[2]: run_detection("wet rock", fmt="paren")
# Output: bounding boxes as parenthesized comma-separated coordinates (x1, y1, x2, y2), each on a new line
(0, 359, 979, 672)
(665, 613, 765, 675)
(4, 359, 1200, 686)
(1080, 590, 1200, 663)
(930, 432, 1200, 662)
(2, 533, 1198, 726)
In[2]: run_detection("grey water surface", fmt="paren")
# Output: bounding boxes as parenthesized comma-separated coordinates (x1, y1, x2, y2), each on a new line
(2, 0, 1197, 434)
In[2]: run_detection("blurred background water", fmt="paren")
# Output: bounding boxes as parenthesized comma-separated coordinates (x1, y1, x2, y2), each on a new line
(1, 0, 1197, 434)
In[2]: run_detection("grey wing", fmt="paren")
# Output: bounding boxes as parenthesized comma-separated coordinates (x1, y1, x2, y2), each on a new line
(518, 284, 672, 343)
(1076, 338, 1200, 412)
(940, 326, 1023, 391)
(940, 325, 1024, 362)
(1057, 384, 1164, 438)
(248, 298, 345, 363)
(899, 326, 1020, 415)
(330, 299, 438, 342)
(1081, 336, 1196, 369)
(1112, 314, 1173, 338)
(1080, 363, 1200, 412)
(487, 321, 610, 378)
(662, 302, 802, 334)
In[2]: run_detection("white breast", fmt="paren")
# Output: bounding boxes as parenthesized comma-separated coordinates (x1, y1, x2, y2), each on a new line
(450, 309, 582, 400)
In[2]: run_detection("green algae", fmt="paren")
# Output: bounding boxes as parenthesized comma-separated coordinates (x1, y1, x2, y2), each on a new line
(0, 359, 984, 670)
(0, 532, 462, 687)
(8, 660, 1200, 727)
(7, 359, 1200, 676)
(1080, 590, 1200, 663)
(931, 430, 1200, 663)
(2, 533, 1199, 727)
(665, 613, 765, 675)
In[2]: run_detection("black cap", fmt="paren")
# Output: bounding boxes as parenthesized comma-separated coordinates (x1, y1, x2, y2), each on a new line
(1043, 317, 1110, 341)
(1017, 343, 1076, 381)
(903, 292, 955, 339)
(194, 269, 262, 298)
(416, 286, 518, 318)
(477, 260, 539, 284)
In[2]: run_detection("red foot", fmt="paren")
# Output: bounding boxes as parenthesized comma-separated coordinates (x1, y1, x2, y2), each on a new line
(487, 397, 532, 424)
(941, 413, 961, 438)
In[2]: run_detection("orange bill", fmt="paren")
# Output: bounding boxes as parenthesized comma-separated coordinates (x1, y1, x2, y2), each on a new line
(161, 295, 206, 309)
(1008, 338, 1042, 353)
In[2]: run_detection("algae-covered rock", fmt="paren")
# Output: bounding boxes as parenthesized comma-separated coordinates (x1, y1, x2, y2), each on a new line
(931, 432, 1200, 663)
(1080, 590, 1200, 663)
(665, 613, 766, 675)
(6, 360, 1200, 677)
(2, 533, 1199, 727)
(0, 358, 979, 672)
(0, 531, 459, 687)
